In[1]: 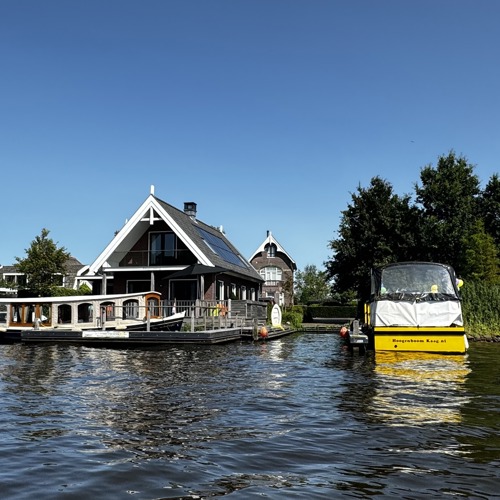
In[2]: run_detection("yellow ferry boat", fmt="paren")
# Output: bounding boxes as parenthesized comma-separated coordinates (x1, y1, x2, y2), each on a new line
(365, 262, 468, 354)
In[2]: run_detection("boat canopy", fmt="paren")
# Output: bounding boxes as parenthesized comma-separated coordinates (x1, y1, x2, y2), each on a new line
(369, 262, 463, 328)
(371, 262, 461, 302)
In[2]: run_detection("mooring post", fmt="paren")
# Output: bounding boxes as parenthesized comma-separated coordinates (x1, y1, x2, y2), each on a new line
(253, 318, 258, 341)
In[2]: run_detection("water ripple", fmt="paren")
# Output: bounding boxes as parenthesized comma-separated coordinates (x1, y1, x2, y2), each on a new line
(0, 336, 499, 498)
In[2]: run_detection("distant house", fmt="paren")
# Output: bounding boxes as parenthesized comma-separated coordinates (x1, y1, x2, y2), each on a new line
(0, 256, 84, 294)
(249, 231, 297, 307)
(78, 186, 264, 304)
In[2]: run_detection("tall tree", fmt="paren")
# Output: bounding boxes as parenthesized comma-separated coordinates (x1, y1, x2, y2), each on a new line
(294, 264, 331, 304)
(461, 221, 500, 283)
(326, 176, 419, 300)
(15, 229, 70, 297)
(414, 151, 480, 273)
(479, 173, 500, 249)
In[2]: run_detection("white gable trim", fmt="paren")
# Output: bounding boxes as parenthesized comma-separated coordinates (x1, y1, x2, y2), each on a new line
(88, 195, 212, 275)
(249, 231, 296, 267)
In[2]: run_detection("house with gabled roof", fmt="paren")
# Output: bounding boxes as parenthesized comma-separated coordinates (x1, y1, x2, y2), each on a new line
(78, 186, 264, 306)
(249, 231, 297, 307)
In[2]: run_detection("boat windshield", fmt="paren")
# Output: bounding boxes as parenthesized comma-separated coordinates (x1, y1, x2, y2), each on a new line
(373, 263, 459, 301)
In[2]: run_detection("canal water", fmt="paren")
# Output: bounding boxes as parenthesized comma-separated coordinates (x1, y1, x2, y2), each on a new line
(1, 333, 499, 499)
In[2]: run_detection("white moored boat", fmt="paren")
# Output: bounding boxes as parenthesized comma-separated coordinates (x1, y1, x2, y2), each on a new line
(0, 291, 185, 336)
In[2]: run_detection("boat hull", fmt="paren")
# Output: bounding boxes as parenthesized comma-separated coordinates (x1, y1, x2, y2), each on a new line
(373, 327, 468, 354)
(120, 314, 185, 332)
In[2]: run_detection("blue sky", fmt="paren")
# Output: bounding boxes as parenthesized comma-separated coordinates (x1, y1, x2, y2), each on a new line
(1, 0, 499, 272)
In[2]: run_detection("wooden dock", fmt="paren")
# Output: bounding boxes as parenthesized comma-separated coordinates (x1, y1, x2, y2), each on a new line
(1, 319, 342, 347)
(2, 327, 244, 346)
(2, 325, 299, 347)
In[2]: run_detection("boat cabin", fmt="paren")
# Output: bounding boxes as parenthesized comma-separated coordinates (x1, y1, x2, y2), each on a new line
(0, 291, 168, 331)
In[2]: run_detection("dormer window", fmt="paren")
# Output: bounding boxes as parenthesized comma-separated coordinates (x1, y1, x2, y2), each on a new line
(267, 244, 277, 258)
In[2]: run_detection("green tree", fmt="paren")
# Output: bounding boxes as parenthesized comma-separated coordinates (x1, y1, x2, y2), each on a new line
(15, 228, 70, 297)
(461, 221, 500, 283)
(479, 173, 500, 249)
(294, 264, 331, 304)
(326, 176, 420, 300)
(414, 151, 480, 274)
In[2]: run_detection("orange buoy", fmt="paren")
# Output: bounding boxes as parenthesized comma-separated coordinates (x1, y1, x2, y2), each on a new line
(259, 326, 268, 338)
(339, 326, 348, 338)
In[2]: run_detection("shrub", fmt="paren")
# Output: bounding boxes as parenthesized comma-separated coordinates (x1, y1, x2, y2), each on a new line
(461, 281, 500, 338)
(282, 310, 302, 329)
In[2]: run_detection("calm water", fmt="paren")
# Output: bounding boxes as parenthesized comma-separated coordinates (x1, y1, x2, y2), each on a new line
(1, 333, 500, 499)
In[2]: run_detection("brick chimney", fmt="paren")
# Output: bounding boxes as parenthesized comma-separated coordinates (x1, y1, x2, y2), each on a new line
(184, 202, 197, 218)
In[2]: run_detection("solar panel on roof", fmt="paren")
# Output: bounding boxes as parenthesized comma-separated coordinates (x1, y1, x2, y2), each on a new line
(196, 227, 247, 268)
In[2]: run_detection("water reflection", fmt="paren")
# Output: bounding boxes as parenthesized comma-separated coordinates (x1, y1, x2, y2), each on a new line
(371, 352, 471, 425)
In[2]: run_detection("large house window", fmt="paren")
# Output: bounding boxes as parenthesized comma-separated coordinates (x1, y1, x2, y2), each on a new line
(4, 274, 27, 287)
(259, 266, 282, 283)
(150, 232, 176, 265)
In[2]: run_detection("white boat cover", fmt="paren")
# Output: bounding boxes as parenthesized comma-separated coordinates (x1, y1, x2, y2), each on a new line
(371, 300, 463, 327)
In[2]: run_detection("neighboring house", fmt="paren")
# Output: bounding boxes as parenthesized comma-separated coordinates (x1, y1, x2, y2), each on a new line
(249, 231, 297, 307)
(0, 265, 27, 290)
(78, 186, 264, 304)
(0, 256, 84, 293)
